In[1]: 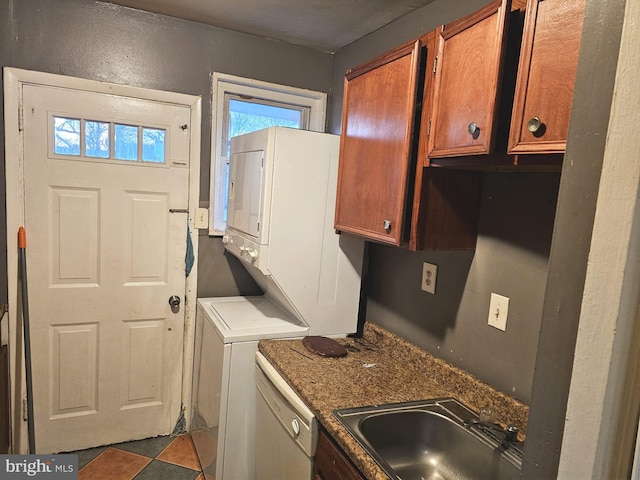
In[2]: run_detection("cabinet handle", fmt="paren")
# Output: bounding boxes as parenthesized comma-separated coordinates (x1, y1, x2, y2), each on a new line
(468, 122, 480, 138)
(527, 117, 543, 134)
(383, 220, 391, 232)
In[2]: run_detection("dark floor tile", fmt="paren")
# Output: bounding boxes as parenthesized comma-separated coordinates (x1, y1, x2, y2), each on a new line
(133, 459, 201, 480)
(73, 446, 108, 470)
(112, 435, 174, 458)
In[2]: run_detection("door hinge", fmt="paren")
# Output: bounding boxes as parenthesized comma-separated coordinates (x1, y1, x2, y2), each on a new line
(257, 222, 260, 233)
(18, 105, 24, 132)
(427, 119, 432, 137)
(433, 56, 438, 75)
(23, 397, 28, 421)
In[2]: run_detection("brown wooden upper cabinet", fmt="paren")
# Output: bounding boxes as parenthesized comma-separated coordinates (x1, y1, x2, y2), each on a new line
(508, 0, 586, 154)
(428, 0, 512, 159)
(335, 33, 481, 250)
(334, 40, 422, 246)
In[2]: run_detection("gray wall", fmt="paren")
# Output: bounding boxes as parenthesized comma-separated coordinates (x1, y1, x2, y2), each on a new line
(329, 0, 554, 405)
(330, 0, 626, 478)
(328, 0, 491, 132)
(364, 173, 559, 402)
(523, 1, 625, 477)
(0, 0, 334, 301)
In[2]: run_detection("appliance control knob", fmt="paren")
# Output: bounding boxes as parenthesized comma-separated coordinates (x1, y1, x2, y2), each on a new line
(291, 418, 300, 437)
(222, 235, 230, 245)
(248, 249, 258, 261)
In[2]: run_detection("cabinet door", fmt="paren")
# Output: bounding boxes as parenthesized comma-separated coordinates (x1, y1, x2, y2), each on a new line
(313, 429, 365, 480)
(411, 31, 480, 251)
(508, 0, 586, 154)
(429, 0, 511, 158)
(335, 40, 422, 246)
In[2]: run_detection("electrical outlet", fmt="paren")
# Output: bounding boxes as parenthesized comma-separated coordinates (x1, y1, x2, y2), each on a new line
(488, 293, 509, 331)
(421, 262, 437, 294)
(195, 207, 209, 229)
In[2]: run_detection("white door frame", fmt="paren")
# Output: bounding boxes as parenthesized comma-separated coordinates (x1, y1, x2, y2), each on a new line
(3, 67, 201, 454)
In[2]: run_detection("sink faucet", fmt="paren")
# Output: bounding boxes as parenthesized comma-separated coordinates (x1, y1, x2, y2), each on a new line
(463, 418, 520, 448)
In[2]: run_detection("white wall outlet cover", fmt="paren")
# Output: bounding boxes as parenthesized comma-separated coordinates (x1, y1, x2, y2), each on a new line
(488, 293, 509, 331)
(421, 262, 438, 294)
(195, 207, 209, 229)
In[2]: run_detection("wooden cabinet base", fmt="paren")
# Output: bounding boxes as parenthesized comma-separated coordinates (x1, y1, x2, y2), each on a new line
(411, 168, 481, 251)
(313, 429, 365, 480)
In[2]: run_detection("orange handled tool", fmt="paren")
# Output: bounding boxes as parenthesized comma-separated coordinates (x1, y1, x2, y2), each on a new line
(18, 226, 35, 453)
(18, 226, 26, 249)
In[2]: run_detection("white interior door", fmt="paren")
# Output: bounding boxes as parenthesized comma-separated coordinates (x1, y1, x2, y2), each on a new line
(20, 83, 192, 453)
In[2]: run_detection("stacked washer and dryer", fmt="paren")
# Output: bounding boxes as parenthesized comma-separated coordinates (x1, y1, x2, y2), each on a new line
(190, 127, 364, 479)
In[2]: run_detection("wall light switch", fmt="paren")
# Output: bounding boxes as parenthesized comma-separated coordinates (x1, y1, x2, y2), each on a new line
(488, 293, 509, 331)
(195, 208, 209, 229)
(421, 262, 438, 294)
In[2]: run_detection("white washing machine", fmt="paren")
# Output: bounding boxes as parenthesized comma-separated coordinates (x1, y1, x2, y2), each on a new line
(191, 127, 365, 479)
(191, 297, 309, 479)
(191, 296, 308, 480)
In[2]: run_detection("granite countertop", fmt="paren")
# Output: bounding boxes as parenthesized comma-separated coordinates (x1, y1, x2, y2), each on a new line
(258, 322, 529, 480)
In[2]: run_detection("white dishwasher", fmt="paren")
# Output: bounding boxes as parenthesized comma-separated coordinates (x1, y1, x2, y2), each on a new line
(255, 352, 318, 479)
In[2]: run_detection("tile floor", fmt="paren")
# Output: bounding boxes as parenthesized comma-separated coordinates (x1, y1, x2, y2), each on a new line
(71, 434, 203, 480)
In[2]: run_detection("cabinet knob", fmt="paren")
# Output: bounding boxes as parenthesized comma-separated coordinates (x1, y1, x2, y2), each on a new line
(468, 122, 480, 138)
(383, 220, 391, 232)
(527, 117, 543, 134)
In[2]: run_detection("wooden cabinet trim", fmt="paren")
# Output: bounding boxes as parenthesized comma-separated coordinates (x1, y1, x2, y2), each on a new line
(335, 39, 423, 246)
(508, 0, 586, 154)
(428, 0, 512, 159)
(441, 0, 504, 38)
(345, 40, 422, 80)
(508, 0, 541, 153)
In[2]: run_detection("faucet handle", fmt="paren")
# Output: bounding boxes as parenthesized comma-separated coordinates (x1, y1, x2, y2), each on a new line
(505, 425, 519, 443)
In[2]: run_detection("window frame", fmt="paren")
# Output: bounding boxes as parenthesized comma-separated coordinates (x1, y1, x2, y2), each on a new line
(209, 72, 327, 235)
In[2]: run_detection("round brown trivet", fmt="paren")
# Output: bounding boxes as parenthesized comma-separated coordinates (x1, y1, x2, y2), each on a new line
(302, 336, 348, 357)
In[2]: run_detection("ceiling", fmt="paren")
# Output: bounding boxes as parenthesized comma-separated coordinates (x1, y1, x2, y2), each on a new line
(106, 0, 437, 52)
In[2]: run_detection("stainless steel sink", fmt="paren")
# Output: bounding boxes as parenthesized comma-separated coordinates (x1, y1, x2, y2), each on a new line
(333, 398, 522, 480)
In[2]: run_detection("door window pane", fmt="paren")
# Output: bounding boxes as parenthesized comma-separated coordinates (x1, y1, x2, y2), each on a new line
(85, 121, 110, 158)
(142, 128, 165, 163)
(54, 117, 81, 156)
(114, 124, 138, 161)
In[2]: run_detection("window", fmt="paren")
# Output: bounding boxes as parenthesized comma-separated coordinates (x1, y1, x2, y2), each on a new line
(209, 73, 327, 235)
(52, 116, 166, 164)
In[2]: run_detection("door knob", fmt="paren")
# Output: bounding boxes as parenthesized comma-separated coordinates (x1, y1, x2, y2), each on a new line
(169, 295, 181, 314)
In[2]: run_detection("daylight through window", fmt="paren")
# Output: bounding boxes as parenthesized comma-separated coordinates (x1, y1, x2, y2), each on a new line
(209, 73, 327, 235)
(53, 115, 167, 164)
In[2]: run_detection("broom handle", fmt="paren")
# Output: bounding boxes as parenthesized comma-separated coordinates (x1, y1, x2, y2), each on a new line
(19, 227, 35, 453)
